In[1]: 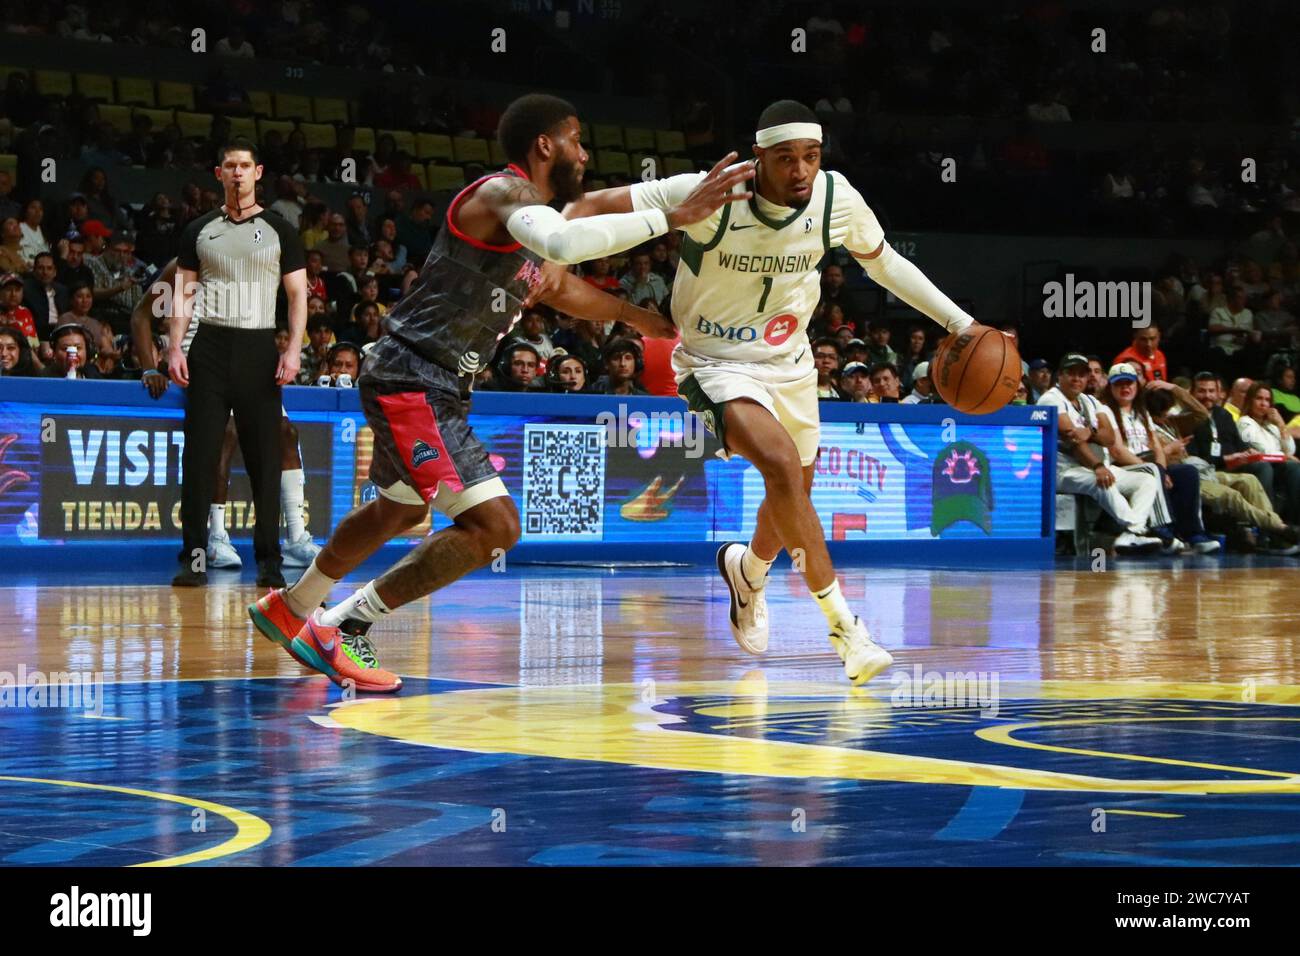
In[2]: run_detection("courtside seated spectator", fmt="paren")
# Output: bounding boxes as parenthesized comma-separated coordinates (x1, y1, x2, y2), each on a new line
(316, 213, 351, 273)
(545, 352, 590, 394)
(595, 338, 647, 396)
(813, 337, 842, 400)
(0, 273, 37, 349)
(1038, 353, 1162, 551)
(1100, 366, 1218, 552)
(41, 324, 101, 379)
(298, 315, 336, 384)
(0, 327, 39, 376)
(1148, 382, 1300, 553)
(1237, 382, 1300, 525)
(869, 362, 902, 403)
(22, 253, 69, 338)
(509, 308, 557, 362)
(902, 361, 934, 404)
(483, 341, 541, 392)
(840, 362, 872, 402)
(0, 218, 29, 274)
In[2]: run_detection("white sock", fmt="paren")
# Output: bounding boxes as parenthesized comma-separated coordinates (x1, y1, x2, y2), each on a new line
(284, 559, 339, 618)
(281, 468, 306, 541)
(320, 580, 391, 629)
(740, 545, 774, 589)
(812, 579, 855, 631)
(209, 504, 226, 538)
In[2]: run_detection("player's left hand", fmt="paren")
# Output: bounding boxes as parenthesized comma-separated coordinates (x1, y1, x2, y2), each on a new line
(524, 261, 569, 309)
(276, 351, 301, 386)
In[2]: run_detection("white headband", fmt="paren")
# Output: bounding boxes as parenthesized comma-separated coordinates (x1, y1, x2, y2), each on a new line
(755, 122, 822, 148)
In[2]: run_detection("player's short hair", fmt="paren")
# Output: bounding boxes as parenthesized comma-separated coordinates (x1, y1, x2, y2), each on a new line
(216, 137, 259, 166)
(497, 93, 579, 165)
(756, 99, 818, 131)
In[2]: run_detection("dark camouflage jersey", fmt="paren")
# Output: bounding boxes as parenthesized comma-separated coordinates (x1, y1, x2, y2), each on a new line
(372, 165, 543, 387)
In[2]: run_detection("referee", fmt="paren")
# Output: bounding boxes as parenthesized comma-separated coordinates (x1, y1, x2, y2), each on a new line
(169, 137, 307, 587)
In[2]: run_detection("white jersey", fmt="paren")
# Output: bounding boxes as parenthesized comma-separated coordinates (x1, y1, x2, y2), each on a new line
(631, 167, 885, 363)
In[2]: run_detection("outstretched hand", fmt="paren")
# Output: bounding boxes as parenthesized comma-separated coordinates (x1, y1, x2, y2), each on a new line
(666, 152, 755, 230)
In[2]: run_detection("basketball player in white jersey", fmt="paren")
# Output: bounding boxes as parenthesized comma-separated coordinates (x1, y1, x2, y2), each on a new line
(562, 101, 978, 684)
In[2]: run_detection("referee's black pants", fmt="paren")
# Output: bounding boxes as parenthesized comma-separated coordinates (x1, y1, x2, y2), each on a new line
(180, 324, 282, 568)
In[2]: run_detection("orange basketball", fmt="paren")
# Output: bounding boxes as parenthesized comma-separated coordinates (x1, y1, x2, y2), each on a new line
(931, 325, 1022, 414)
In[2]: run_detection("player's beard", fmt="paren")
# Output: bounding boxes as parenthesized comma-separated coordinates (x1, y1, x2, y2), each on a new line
(549, 154, 584, 205)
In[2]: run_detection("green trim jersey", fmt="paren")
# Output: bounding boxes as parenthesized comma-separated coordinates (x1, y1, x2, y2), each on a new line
(632, 167, 885, 363)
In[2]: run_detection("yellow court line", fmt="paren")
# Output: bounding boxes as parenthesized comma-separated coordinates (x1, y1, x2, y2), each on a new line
(975, 717, 1300, 778)
(1104, 810, 1184, 818)
(0, 775, 271, 867)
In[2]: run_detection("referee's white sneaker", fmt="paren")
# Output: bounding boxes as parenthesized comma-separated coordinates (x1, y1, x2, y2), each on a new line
(207, 528, 242, 569)
(716, 542, 769, 655)
(281, 531, 322, 568)
(829, 617, 893, 686)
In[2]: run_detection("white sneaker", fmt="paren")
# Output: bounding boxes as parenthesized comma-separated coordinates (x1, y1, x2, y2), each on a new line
(1160, 537, 1187, 555)
(716, 543, 769, 654)
(1114, 531, 1162, 551)
(206, 529, 242, 569)
(281, 531, 322, 568)
(829, 616, 893, 686)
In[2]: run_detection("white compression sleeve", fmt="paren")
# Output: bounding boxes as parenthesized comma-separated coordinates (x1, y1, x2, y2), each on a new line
(506, 203, 669, 265)
(630, 172, 706, 212)
(858, 243, 975, 335)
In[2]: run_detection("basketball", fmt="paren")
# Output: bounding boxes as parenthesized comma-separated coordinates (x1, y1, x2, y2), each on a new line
(930, 325, 1022, 414)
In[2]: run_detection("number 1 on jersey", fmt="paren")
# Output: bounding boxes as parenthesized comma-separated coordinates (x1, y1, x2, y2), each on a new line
(756, 276, 773, 313)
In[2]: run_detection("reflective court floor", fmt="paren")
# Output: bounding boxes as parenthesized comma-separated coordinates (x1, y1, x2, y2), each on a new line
(3, 558, 1300, 866)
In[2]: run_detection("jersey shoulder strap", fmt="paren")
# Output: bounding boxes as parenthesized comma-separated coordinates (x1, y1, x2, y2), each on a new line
(821, 169, 835, 254)
(678, 202, 733, 276)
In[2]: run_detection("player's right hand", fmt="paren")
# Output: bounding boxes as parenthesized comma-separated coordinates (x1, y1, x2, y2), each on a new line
(142, 369, 169, 398)
(168, 348, 189, 387)
(665, 152, 755, 230)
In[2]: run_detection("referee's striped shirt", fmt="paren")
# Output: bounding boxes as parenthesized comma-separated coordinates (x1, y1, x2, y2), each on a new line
(177, 208, 305, 329)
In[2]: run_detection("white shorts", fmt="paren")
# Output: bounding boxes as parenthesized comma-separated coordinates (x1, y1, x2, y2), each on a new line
(672, 344, 821, 466)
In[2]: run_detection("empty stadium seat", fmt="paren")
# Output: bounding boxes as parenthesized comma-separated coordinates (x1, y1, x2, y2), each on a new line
(378, 129, 416, 156)
(623, 127, 656, 152)
(98, 104, 134, 136)
(415, 133, 453, 162)
(248, 90, 273, 117)
(256, 119, 296, 142)
(75, 74, 115, 102)
(664, 156, 696, 175)
(655, 130, 686, 155)
(274, 93, 313, 121)
(595, 150, 630, 176)
(228, 116, 257, 140)
(351, 127, 376, 153)
(313, 97, 349, 124)
(115, 77, 155, 107)
(451, 137, 489, 164)
(300, 122, 338, 150)
(34, 70, 74, 98)
(176, 111, 215, 139)
(426, 164, 467, 191)
(628, 153, 662, 179)
(156, 81, 195, 111)
(411, 164, 428, 190)
(133, 107, 176, 131)
(593, 124, 624, 149)
(0, 154, 17, 179)
(489, 140, 507, 166)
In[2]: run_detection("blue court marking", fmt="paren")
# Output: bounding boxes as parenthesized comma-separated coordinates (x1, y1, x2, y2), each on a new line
(287, 804, 497, 866)
(934, 787, 1027, 841)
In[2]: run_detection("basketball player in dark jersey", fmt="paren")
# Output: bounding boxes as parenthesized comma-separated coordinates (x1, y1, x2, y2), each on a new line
(247, 93, 755, 691)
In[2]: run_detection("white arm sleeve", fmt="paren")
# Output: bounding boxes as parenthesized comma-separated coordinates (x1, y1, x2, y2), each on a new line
(505, 203, 669, 265)
(856, 242, 975, 335)
(629, 172, 706, 212)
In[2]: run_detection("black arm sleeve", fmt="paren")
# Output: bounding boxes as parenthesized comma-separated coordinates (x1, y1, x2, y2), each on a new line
(177, 217, 203, 272)
(267, 211, 306, 275)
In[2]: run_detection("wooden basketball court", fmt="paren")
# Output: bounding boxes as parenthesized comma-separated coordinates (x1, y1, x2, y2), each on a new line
(3, 559, 1299, 866)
